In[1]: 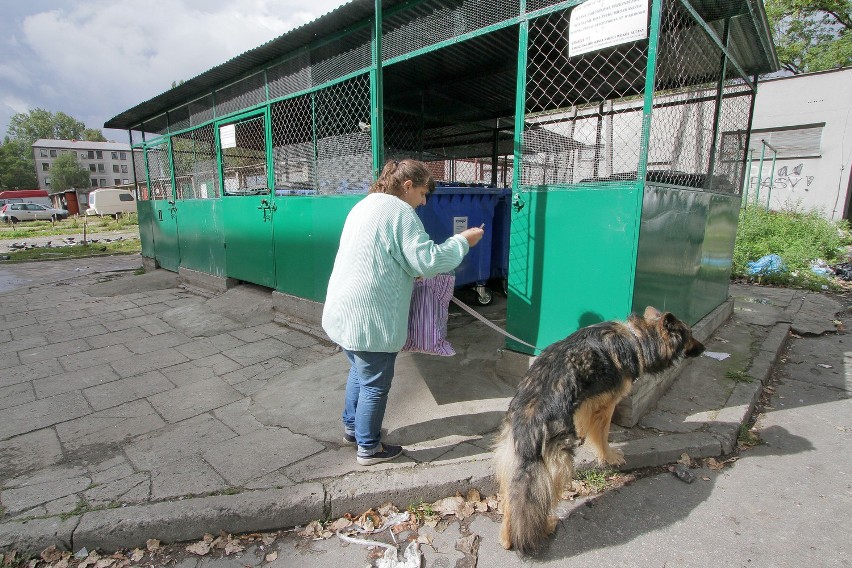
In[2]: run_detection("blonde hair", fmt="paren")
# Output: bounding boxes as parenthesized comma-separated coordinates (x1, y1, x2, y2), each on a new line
(370, 159, 436, 197)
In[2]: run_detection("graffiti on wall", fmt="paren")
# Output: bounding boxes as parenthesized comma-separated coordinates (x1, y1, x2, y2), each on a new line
(749, 162, 815, 192)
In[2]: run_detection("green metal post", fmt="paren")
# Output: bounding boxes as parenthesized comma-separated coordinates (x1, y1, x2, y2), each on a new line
(370, 0, 385, 177)
(167, 136, 176, 201)
(742, 149, 753, 208)
(311, 93, 318, 190)
(512, 15, 528, 193)
(264, 106, 274, 191)
(766, 147, 777, 212)
(755, 141, 766, 204)
(637, 0, 664, 185)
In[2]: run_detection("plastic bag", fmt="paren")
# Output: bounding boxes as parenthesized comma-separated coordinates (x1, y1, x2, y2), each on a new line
(747, 254, 785, 276)
(401, 273, 455, 356)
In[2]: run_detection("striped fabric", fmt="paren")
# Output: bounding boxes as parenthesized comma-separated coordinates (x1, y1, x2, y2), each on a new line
(322, 193, 469, 352)
(402, 273, 456, 356)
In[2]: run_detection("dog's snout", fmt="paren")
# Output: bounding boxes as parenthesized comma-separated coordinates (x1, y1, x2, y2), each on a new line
(685, 337, 705, 357)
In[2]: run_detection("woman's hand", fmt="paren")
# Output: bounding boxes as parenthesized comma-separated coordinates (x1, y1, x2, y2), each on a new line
(460, 224, 485, 247)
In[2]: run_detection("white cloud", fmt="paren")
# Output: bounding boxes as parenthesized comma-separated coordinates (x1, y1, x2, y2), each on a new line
(0, 0, 349, 136)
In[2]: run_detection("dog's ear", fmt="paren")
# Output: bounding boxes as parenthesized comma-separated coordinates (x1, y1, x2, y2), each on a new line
(662, 312, 678, 329)
(644, 306, 662, 320)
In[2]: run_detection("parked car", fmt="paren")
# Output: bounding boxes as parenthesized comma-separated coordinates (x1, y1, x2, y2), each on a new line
(85, 188, 136, 218)
(0, 202, 69, 223)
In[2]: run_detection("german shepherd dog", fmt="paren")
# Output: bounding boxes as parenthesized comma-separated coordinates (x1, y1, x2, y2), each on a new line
(494, 307, 705, 554)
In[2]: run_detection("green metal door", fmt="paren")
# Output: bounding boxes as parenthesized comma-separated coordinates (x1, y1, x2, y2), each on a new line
(146, 142, 180, 272)
(219, 112, 276, 288)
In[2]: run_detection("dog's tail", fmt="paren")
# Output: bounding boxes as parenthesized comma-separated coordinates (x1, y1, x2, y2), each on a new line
(494, 421, 571, 555)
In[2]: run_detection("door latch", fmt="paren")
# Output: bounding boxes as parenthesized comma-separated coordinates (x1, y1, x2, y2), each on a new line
(512, 193, 525, 212)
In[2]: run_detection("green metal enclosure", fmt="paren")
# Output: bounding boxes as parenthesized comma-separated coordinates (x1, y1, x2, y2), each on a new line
(107, 0, 777, 355)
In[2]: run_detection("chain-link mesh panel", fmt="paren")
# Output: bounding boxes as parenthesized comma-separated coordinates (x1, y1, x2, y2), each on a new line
(527, 0, 570, 12)
(221, 115, 269, 196)
(522, 8, 648, 186)
(146, 145, 172, 200)
(383, 0, 520, 61)
(133, 148, 149, 199)
(647, 0, 739, 189)
(271, 94, 316, 194)
(709, 79, 752, 193)
(172, 124, 220, 199)
(215, 72, 266, 118)
(312, 28, 372, 86)
(189, 94, 215, 127)
(314, 75, 372, 194)
(169, 104, 191, 132)
(268, 52, 312, 100)
(144, 114, 169, 137)
(384, 108, 423, 163)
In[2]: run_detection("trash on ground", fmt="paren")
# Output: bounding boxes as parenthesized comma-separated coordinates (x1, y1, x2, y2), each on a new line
(747, 254, 785, 276)
(810, 258, 832, 276)
(817, 363, 833, 369)
(703, 351, 731, 361)
(832, 261, 852, 280)
(671, 463, 695, 483)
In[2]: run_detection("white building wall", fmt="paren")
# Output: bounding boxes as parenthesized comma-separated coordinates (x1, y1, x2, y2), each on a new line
(748, 68, 852, 220)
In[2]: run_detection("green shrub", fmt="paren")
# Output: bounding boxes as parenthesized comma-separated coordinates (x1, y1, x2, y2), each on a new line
(732, 203, 851, 289)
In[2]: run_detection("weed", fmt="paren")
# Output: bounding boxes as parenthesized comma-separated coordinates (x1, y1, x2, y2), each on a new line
(134, 267, 146, 275)
(725, 369, 755, 383)
(2, 239, 141, 262)
(738, 425, 763, 448)
(60, 501, 89, 520)
(407, 499, 437, 523)
(733, 203, 851, 290)
(574, 468, 615, 492)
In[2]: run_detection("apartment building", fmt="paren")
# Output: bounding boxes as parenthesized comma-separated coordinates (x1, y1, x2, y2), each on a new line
(31, 139, 134, 192)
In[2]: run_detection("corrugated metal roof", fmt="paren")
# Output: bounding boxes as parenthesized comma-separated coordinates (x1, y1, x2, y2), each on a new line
(105, 0, 779, 131)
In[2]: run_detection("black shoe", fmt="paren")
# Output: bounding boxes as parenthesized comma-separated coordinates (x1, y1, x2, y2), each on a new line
(343, 431, 356, 444)
(357, 443, 403, 466)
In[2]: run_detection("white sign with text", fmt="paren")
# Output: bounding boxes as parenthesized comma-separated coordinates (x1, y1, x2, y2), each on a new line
(568, 0, 649, 58)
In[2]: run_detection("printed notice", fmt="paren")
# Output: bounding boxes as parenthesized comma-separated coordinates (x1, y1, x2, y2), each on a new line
(568, 0, 649, 58)
(219, 124, 236, 149)
(453, 216, 468, 234)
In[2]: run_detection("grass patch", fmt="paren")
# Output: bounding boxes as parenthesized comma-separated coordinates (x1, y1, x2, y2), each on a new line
(0, 213, 138, 239)
(725, 369, 755, 383)
(733, 203, 851, 290)
(2, 239, 141, 262)
(574, 468, 616, 492)
(738, 424, 763, 448)
(407, 499, 438, 523)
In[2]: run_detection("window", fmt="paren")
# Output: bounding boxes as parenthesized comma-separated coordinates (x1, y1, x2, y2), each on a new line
(122, 179, 130, 185)
(120, 152, 127, 160)
(89, 164, 96, 172)
(49, 149, 57, 157)
(42, 163, 50, 171)
(113, 165, 120, 173)
(114, 178, 121, 185)
(40, 149, 47, 157)
(71, 151, 77, 158)
(121, 165, 128, 173)
(87, 151, 95, 159)
(96, 150, 103, 159)
(748, 123, 825, 159)
(111, 152, 118, 159)
(45, 177, 51, 186)
(119, 193, 134, 201)
(99, 178, 107, 186)
(97, 164, 105, 172)
(91, 178, 98, 187)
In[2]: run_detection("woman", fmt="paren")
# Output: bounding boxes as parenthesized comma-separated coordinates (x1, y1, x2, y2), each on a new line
(322, 159, 484, 465)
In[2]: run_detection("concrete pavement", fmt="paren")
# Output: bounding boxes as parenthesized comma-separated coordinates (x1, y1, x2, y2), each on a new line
(0, 254, 844, 557)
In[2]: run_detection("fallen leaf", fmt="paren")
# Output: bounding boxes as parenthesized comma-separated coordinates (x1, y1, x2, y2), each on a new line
(466, 489, 481, 503)
(265, 551, 278, 562)
(54, 558, 70, 568)
(94, 558, 115, 568)
(202, 533, 215, 543)
(145, 539, 160, 552)
(457, 500, 476, 520)
(705, 458, 724, 471)
(431, 496, 464, 517)
(377, 502, 398, 516)
(327, 517, 353, 532)
(455, 534, 480, 554)
(702, 476, 711, 481)
(129, 549, 145, 562)
(78, 552, 100, 568)
(185, 541, 211, 556)
(40, 546, 62, 563)
(224, 540, 245, 556)
(261, 533, 277, 546)
(677, 453, 692, 467)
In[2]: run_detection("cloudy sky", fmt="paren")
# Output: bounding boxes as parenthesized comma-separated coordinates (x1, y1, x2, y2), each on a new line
(0, 0, 350, 142)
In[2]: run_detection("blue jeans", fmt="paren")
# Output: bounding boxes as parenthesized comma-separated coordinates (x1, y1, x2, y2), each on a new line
(342, 349, 398, 454)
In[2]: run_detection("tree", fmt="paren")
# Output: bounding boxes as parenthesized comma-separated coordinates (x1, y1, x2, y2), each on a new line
(0, 142, 38, 189)
(83, 128, 107, 142)
(766, 0, 852, 73)
(7, 109, 87, 145)
(50, 153, 90, 192)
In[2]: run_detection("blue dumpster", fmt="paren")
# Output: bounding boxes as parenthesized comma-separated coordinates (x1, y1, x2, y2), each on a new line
(490, 188, 512, 282)
(416, 186, 504, 303)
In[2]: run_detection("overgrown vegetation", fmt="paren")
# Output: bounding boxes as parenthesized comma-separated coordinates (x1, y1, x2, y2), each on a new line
(0, 213, 138, 239)
(732, 203, 851, 290)
(1, 239, 140, 262)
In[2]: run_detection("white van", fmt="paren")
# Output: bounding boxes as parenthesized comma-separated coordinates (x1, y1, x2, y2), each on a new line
(86, 189, 137, 217)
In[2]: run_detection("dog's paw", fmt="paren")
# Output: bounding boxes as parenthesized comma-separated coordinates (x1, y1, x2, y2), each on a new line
(603, 448, 626, 466)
